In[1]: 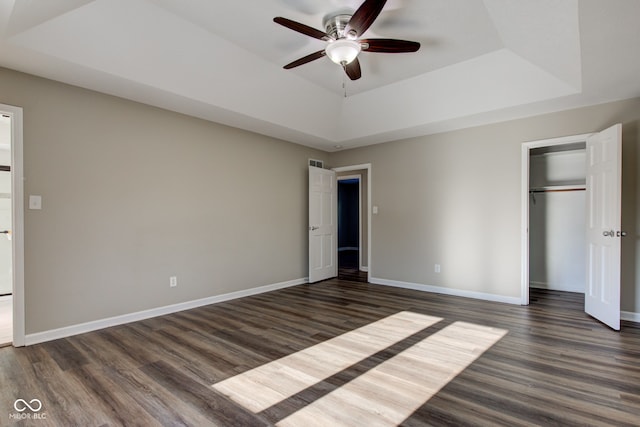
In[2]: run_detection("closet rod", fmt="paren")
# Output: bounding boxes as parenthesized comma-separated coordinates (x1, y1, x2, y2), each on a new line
(529, 188, 585, 194)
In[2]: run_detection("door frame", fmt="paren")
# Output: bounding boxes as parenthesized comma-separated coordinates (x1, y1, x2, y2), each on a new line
(520, 133, 592, 305)
(337, 174, 362, 270)
(333, 164, 372, 282)
(1, 103, 25, 346)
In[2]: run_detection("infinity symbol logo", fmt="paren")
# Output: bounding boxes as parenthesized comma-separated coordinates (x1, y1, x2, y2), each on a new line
(14, 399, 43, 412)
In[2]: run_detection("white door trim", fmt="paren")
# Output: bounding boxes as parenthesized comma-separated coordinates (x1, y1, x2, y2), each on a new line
(520, 133, 592, 305)
(1, 103, 25, 346)
(333, 164, 372, 281)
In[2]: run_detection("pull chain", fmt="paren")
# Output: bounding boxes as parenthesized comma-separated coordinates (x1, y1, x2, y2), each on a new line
(342, 72, 347, 98)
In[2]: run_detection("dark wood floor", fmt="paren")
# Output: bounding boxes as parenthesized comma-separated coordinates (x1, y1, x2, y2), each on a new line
(338, 248, 368, 282)
(338, 267, 368, 282)
(1, 281, 639, 426)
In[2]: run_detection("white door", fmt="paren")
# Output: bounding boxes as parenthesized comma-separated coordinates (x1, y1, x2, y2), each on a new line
(585, 123, 622, 330)
(309, 166, 337, 283)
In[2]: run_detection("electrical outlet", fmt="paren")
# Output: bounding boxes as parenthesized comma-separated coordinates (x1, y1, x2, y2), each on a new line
(435, 264, 441, 273)
(170, 276, 177, 287)
(29, 195, 42, 210)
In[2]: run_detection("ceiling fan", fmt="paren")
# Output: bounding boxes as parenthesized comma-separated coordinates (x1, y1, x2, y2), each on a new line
(274, 0, 420, 81)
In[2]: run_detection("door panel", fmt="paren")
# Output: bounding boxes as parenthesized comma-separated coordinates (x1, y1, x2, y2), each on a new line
(309, 166, 336, 283)
(585, 124, 622, 330)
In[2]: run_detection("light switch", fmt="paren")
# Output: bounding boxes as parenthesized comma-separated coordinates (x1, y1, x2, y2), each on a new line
(372, 206, 379, 214)
(29, 195, 42, 210)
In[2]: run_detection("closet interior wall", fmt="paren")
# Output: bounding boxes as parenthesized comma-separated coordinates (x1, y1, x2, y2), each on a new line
(529, 144, 586, 293)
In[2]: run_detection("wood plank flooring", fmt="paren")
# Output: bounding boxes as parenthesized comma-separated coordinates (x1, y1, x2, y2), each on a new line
(0, 281, 639, 426)
(213, 311, 445, 414)
(338, 267, 368, 283)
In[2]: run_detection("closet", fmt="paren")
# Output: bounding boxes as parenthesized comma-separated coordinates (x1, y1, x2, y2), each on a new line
(529, 142, 586, 293)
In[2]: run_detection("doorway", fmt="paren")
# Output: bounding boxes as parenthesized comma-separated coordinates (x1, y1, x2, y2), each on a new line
(521, 125, 623, 330)
(334, 164, 371, 283)
(529, 142, 586, 298)
(337, 176, 362, 280)
(0, 114, 12, 345)
(0, 103, 24, 347)
(521, 134, 590, 305)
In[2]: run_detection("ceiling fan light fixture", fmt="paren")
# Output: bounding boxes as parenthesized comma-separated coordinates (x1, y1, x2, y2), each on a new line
(274, 0, 421, 81)
(325, 39, 361, 65)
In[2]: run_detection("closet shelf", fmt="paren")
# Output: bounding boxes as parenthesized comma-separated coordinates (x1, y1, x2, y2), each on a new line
(529, 184, 586, 193)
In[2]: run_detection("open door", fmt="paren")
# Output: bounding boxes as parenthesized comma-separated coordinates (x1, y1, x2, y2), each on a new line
(585, 123, 622, 330)
(309, 166, 337, 283)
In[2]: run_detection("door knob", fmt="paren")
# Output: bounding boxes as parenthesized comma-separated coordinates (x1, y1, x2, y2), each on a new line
(309, 226, 319, 231)
(617, 231, 627, 237)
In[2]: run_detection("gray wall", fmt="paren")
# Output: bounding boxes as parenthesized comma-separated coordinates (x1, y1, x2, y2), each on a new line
(0, 67, 327, 334)
(331, 98, 640, 314)
(4, 65, 640, 336)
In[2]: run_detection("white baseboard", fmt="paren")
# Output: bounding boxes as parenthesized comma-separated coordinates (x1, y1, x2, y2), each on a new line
(370, 277, 522, 305)
(372, 277, 639, 321)
(25, 278, 308, 346)
(622, 311, 640, 323)
(23, 276, 638, 346)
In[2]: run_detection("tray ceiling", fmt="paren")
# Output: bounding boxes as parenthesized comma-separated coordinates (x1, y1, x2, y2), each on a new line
(0, 0, 639, 151)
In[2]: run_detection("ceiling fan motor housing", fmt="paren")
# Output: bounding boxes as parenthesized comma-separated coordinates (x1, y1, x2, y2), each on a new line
(323, 14, 354, 39)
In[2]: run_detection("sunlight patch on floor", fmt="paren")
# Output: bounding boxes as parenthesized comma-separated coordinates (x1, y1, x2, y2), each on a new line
(278, 321, 507, 426)
(212, 311, 442, 412)
(213, 311, 506, 426)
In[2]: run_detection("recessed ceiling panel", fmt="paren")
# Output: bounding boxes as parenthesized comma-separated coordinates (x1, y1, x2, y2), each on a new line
(5, 0, 94, 37)
(152, 0, 506, 96)
(0, 0, 639, 150)
(339, 49, 580, 141)
(484, 0, 582, 90)
(7, 0, 342, 141)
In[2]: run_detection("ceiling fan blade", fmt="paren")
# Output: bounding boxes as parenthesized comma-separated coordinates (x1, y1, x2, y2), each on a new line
(344, 0, 387, 38)
(283, 50, 326, 69)
(274, 17, 332, 41)
(344, 58, 362, 81)
(361, 38, 420, 53)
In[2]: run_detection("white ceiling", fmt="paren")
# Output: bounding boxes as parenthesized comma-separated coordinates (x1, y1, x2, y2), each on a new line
(0, 0, 639, 151)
